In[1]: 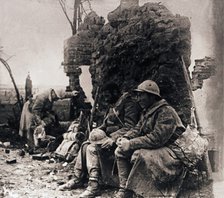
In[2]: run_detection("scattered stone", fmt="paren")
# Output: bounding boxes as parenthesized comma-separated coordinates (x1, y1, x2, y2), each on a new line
(4, 149, 10, 154)
(49, 158, 56, 163)
(57, 180, 65, 185)
(5, 158, 17, 164)
(3, 142, 10, 147)
(18, 149, 25, 157)
(62, 162, 68, 167)
(32, 154, 49, 161)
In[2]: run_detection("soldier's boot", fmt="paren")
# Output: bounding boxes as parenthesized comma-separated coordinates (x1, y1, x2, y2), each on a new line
(79, 180, 100, 198)
(115, 158, 132, 198)
(58, 170, 83, 191)
(115, 188, 133, 198)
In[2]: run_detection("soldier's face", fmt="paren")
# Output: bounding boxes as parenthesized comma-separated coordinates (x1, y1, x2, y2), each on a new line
(103, 91, 113, 103)
(137, 92, 155, 109)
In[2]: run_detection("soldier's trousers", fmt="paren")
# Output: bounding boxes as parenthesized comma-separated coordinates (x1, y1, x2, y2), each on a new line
(74, 143, 100, 181)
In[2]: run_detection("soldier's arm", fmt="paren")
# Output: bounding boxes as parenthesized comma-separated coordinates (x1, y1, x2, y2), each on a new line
(123, 99, 141, 129)
(129, 109, 176, 149)
(32, 96, 45, 114)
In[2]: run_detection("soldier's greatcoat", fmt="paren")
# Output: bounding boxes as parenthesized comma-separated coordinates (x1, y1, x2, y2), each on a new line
(122, 99, 187, 197)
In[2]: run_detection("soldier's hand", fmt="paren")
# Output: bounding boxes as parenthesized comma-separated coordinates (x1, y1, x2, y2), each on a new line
(72, 90, 79, 96)
(117, 138, 130, 151)
(101, 138, 114, 149)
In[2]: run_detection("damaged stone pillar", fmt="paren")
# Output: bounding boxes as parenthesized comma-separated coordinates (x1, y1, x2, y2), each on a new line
(63, 11, 105, 96)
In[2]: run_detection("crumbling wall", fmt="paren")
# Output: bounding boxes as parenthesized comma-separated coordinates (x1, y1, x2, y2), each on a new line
(191, 57, 216, 91)
(63, 11, 105, 95)
(90, 2, 192, 126)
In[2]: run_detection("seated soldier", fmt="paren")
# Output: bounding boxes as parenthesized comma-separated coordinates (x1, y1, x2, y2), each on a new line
(58, 82, 142, 198)
(115, 80, 186, 198)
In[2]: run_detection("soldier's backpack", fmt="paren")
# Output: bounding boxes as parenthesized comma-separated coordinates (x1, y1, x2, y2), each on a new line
(54, 121, 85, 162)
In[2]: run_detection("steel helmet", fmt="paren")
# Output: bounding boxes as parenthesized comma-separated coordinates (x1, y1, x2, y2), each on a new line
(135, 80, 161, 97)
(89, 128, 109, 144)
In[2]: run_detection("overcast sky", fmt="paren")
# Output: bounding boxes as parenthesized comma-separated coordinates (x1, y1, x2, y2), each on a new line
(0, 0, 214, 87)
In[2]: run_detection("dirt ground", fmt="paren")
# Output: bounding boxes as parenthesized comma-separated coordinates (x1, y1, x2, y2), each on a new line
(0, 127, 117, 198)
(0, 127, 219, 198)
(0, 148, 116, 198)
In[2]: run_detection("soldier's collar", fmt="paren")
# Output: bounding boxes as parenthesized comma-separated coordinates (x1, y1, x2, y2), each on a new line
(145, 99, 168, 115)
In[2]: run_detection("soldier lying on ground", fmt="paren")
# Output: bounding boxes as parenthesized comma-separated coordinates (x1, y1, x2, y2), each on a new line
(58, 82, 142, 198)
(114, 80, 186, 198)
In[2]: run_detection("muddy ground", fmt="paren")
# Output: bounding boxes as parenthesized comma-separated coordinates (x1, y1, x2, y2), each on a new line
(0, 127, 116, 198)
(0, 127, 220, 198)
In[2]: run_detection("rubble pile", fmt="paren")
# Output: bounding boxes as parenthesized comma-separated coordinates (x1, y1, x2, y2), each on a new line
(191, 57, 216, 91)
(90, 2, 192, 125)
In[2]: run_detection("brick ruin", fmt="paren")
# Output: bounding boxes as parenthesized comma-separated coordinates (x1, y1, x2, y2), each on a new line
(191, 57, 216, 91)
(63, 1, 192, 126)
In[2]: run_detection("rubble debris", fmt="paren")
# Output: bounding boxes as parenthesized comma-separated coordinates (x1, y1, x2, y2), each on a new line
(17, 149, 25, 157)
(191, 56, 216, 91)
(4, 149, 10, 154)
(3, 142, 11, 147)
(31, 154, 50, 161)
(5, 158, 17, 164)
(62, 162, 68, 167)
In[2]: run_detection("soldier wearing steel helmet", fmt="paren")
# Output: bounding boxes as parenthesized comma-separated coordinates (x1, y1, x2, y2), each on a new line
(58, 82, 142, 198)
(115, 80, 186, 198)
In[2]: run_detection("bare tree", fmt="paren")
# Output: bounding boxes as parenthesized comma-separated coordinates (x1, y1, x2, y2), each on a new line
(0, 57, 23, 110)
(58, 0, 92, 35)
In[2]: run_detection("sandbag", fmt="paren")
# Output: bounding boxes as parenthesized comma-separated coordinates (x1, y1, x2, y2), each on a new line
(173, 125, 209, 169)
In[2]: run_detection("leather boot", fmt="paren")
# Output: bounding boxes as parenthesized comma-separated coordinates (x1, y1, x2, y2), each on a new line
(58, 170, 83, 191)
(115, 188, 133, 198)
(79, 180, 100, 198)
(117, 158, 131, 189)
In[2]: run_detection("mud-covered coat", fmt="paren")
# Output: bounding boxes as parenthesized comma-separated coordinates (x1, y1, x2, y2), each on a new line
(88, 93, 142, 186)
(122, 99, 187, 197)
(31, 91, 54, 119)
(19, 90, 56, 144)
(124, 99, 185, 149)
(99, 92, 142, 140)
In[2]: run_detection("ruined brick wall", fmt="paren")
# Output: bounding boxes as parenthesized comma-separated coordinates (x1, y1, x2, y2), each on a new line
(63, 11, 105, 95)
(90, 2, 192, 126)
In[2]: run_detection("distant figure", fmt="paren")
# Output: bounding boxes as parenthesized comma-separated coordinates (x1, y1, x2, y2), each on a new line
(19, 88, 59, 146)
(25, 72, 32, 101)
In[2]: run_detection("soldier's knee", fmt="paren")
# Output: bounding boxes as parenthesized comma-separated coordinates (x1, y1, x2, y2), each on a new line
(86, 144, 97, 155)
(131, 149, 142, 163)
(115, 147, 127, 158)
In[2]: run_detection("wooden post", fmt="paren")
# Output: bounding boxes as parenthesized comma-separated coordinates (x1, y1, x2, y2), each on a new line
(181, 56, 202, 133)
(181, 56, 212, 180)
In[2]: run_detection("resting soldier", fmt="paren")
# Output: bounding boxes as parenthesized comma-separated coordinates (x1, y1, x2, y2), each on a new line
(59, 82, 142, 198)
(115, 80, 186, 198)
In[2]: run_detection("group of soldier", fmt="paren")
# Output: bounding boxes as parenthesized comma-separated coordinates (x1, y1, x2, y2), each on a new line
(19, 80, 187, 198)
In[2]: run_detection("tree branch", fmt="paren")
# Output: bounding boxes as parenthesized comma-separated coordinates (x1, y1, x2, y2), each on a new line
(58, 0, 75, 34)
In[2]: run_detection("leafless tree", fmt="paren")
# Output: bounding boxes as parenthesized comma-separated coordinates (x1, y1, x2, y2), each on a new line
(58, 0, 92, 35)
